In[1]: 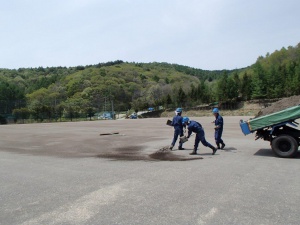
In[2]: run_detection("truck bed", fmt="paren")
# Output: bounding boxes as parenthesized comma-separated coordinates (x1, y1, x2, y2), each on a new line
(240, 105, 300, 135)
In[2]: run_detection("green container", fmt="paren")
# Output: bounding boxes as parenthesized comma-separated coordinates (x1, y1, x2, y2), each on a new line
(248, 105, 300, 131)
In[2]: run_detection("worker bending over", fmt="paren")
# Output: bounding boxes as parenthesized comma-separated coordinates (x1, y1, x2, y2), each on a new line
(183, 117, 217, 155)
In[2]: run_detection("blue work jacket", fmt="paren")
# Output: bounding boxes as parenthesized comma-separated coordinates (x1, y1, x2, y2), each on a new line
(214, 114, 224, 130)
(171, 115, 183, 129)
(187, 120, 203, 137)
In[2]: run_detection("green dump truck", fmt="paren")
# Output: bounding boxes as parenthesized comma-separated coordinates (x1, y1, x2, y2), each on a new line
(240, 105, 300, 158)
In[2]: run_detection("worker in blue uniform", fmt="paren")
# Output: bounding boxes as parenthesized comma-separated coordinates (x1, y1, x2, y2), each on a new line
(182, 117, 217, 155)
(169, 108, 184, 150)
(212, 108, 225, 149)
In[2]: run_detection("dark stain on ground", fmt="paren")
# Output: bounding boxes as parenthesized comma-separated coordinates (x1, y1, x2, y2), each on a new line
(1, 143, 203, 161)
(97, 146, 203, 161)
(148, 151, 203, 161)
(97, 146, 148, 161)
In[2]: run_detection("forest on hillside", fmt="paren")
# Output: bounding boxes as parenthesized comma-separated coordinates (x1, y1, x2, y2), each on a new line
(0, 43, 299, 122)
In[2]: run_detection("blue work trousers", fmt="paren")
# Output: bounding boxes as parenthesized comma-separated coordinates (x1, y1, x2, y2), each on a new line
(171, 127, 183, 147)
(214, 129, 224, 145)
(194, 129, 214, 150)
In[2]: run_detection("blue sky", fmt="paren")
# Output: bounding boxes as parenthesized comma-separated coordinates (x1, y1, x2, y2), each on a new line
(1, 0, 299, 70)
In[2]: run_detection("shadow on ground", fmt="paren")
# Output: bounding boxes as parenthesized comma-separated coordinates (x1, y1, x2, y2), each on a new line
(254, 148, 300, 158)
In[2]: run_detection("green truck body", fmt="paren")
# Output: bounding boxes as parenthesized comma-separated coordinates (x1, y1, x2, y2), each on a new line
(240, 104, 300, 158)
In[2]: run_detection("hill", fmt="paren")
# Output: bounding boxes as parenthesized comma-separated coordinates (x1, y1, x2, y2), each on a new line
(0, 61, 232, 122)
(0, 42, 300, 123)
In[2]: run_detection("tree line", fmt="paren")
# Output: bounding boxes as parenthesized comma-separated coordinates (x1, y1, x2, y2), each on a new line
(0, 43, 299, 123)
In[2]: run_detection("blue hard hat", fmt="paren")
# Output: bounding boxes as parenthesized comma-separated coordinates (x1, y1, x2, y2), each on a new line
(182, 117, 189, 124)
(212, 108, 219, 113)
(176, 108, 182, 113)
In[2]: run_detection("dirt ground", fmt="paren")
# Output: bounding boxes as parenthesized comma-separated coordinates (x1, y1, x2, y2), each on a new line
(160, 95, 300, 118)
(0, 117, 246, 161)
(256, 95, 300, 117)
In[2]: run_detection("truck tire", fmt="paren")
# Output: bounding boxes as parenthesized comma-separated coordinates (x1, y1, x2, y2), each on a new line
(271, 135, 299, 158)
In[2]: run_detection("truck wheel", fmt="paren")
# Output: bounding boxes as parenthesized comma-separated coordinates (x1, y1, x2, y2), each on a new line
(271, 135, 298, 158)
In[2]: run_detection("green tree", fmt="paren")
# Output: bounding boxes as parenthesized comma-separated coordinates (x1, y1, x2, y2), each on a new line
(63, 96, 89, 121)
(227, 77, 239, 99)
(252, 62, 267, 98)
(241, 73, 252, 100)
(216, 72, 228, 101)
(12, 108, 31, 123)
(177, 87, 187, 107)
(251, 75, 265, 99)
(189, 83, 197, 101)
(233, 71, 241, 96)
(86, 107, 96, 121)
(164, 94, 172, 109)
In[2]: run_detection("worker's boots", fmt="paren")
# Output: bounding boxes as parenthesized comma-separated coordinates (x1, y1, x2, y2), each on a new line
(216, 143, 221, 149)
(221, 143, 225, 149)
(169, 145, 174, 150)
(189, 150, 197, 155)
(210, 146, 218, 155)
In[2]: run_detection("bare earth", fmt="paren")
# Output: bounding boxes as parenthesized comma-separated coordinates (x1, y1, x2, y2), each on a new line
(1, 117, 300, 225)
(256, 95, 300, 117)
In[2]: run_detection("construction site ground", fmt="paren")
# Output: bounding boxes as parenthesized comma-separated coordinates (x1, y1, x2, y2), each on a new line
(1, 116, 300, 225)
